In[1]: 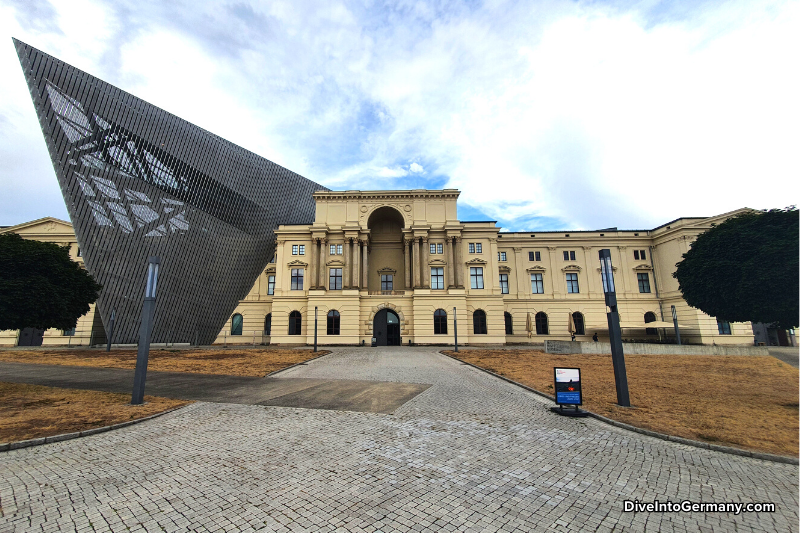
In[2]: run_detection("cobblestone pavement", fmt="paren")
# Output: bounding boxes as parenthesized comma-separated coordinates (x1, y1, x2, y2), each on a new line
(1, 347, 797, 532)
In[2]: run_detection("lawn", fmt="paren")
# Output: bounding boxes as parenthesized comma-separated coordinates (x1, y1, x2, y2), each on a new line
(443, 349, 799, 457)
(0, 382, 189, 444)
(0, 348, 327, 377)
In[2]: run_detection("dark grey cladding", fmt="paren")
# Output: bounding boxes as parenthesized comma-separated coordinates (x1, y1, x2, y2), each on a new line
(13, 38, 328, 344)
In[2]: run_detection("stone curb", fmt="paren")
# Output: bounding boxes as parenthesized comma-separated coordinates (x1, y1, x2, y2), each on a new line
(439, 351, 799, 466)
(266, 350, 332, 377)
(0, 405, 190, 453)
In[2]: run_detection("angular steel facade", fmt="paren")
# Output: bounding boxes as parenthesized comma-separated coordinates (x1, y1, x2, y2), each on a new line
(14, 39, 328, 344)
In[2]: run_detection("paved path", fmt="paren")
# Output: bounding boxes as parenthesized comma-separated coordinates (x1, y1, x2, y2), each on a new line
(1, 347, 797, 532)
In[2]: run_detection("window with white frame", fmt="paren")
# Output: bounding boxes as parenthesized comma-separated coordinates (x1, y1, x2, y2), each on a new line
(431, 267, 444, 289)
(291, 268, 304, 290)
(498, 251, 507, 261)
(499, 273, 509, 294)
(267, 275, 275, 295)
(329, 268, 342, 290)
(566, 272, 579, 293)
(430, 243, 436, 254)
(531, 273, 544, 294)
(299, 245, 305, 255)
(330, 244, 343, 255)
(470, 267, 484, 289)
(476, 243, 482, 253)
(469, 243, 475, 253)
(292, 244, 298, 255)
(437, 243, 443, 254)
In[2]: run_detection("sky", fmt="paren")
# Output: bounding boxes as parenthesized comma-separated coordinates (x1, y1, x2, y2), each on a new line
(0, 0, 797, 231)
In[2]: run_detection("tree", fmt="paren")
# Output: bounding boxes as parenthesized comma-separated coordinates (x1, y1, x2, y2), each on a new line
(673, 208, 798, 329)
(0, 233, 102, 331)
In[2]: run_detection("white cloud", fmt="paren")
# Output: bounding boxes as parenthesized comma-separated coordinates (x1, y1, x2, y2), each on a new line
(1, 0, 797, 231)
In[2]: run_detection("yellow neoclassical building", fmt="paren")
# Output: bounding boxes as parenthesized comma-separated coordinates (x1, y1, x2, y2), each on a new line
(1, 190, 755, 347)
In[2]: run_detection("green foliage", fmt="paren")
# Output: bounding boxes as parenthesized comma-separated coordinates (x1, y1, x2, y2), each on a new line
(673, 208, 798, 329)
(0, 233, 102, 331)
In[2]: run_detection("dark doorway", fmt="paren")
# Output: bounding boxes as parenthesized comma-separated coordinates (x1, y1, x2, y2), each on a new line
(18, 327, 44, 346)
(373, 309, 401, 346)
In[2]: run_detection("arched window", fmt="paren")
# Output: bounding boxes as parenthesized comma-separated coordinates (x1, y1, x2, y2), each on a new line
(231, 313, 243, 335)
(289, 311, 302, 335)
(434, 309, 447, 335)
(473, 310, 487, 334)
(644, 312, 657, 335)
(572, 312, 585, 335)
(327, 310, 340, 335)
(264, 313, 272, 335)
(504, 312, 513, 335)
(535, 312, 549, 335)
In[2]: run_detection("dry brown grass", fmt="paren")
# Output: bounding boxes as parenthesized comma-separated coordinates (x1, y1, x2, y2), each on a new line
(0, 348, 328, 377)
(444, 349, 799, 457)
(0, 382, 189, 443)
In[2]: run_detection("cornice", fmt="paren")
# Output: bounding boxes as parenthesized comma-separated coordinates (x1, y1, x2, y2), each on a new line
(313, 189, 461, 201)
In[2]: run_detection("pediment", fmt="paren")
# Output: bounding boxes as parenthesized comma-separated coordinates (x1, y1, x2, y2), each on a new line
(498, 265, 512, 273)
(428, 258, 447, 266)
(561, 264, 582, 272)
(326, 259, 345, 267)
(465, 257, 487, 265)
(377, 266, 397, 275)
(527, 265, 547, 273)
(1, 217, 74, 236)
(287, 259, 308, 267)
(632, 263, 653, 271)
(264, 266, 276, 274)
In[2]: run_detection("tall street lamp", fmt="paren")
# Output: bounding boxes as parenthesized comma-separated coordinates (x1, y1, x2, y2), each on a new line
(599, 249, 630, 407)
(671, 305, 682, 345)
(131, 257, 159, 405)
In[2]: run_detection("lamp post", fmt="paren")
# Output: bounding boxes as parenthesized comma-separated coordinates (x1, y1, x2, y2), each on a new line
(106, 308, 116, 352)
(671, 305, 682, 345)
(131, 257, 159, 405)
(453, 306, 458, 352)
(314, 306, 318, 352)
(599, 249, 630, 407)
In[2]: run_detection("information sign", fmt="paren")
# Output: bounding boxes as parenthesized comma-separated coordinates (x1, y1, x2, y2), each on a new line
(554, 367, 582, 405)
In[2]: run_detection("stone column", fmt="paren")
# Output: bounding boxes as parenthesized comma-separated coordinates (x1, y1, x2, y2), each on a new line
(309, 238, 318, 289)
(412, 237, 420, 288)
(352, 238, 360, 289)
(421, 236, 429, 288)
(446, 237, 455, 288)
(343, 238, 351, 289)
(362, 239, 369, 290)
(454, 237, 463, 288)
(319, 238, 328, 290)
(404, 238, 411, 290)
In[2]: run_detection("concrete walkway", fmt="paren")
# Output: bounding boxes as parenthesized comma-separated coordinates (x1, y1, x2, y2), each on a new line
(1, 347, 797, 532)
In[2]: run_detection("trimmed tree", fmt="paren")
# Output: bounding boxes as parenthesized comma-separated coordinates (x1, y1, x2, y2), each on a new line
(0, 233, 102, 331)
(673, 208, 798, 329)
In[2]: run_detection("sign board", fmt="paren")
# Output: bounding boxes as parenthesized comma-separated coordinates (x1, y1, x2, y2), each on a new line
(554, 367, 582, 405)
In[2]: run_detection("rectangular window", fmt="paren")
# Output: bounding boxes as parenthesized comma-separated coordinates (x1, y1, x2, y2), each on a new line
(566, 272, 579, 293)
(634, 250, 640, 260)
(329, 268, 342, 290)
(330, 244, 335, 255)
(469, 243, 475, 254)
(381, 274, 393, 291)
(430, 243, 436, 254)
(499, 273, 509, 294)
(62, 327, 75, 336)
(531, 273, 544, 294)
(337, 244, 343, 255)
(292, 245, 298, 255)
(528, 251, 540, 261)
(563, 251, 569, 260)
(291, 268, 304, 290)
(431, 267, 444, 290)
(570, 251, 576, 261)
(437, 243, 443, 254)
(634, 249, 647, 260)
(76, 247, 82, 257)
(637, 273, 651, 293)
(717, 319, 731, 335)
(470, 267, 484, 289)
(269, 254, 276, 263)
(498, 251, 506, 261)
(476, 243, 482, 253)
(267, 275, 275, 295)
(298, 245, 305, 255)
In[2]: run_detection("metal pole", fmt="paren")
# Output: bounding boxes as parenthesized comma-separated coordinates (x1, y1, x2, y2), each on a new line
(671, 305, 682, 345)
(599, 249, 630, 407)
(314, 306, 318, 352)
(106, 308, 116, 352)
(131, 257, 159, 405)
(453, 306, 458, 352)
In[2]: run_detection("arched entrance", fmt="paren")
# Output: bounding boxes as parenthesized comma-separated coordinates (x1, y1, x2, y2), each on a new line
(373, 308, 401, 346)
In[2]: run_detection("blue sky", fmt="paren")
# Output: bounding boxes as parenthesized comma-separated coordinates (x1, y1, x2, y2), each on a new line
(0, 0, 797, 231)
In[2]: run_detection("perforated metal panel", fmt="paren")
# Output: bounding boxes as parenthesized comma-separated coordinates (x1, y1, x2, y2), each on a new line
(14, 39, 327, 344)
